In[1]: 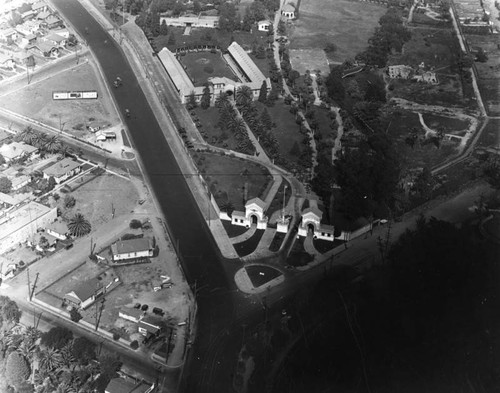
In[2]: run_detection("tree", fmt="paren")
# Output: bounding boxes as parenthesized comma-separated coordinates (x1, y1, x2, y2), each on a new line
(0, 176, 12, 193)
(167, 34, 176, 46)
(201, 83, 211, 109)
(44, 135, 62, 153)
(258, 80, 268, 103)
(129, 219, 142, 229)
(71, 337, 96, 366)
(64, 195, 76, 208)
(289, 140, 301, 156)
(0, 153, 4, 165)
(259, 108, 273, 130)
(5, 352, 30, 390)
(159, 19, 168, 35)
(218, 2, 239, 32)
(39, 347, 63, 372)
(0, 296, 22, 329)
(324, 42, 336, 54)
(482, 158, 500, 189)
(68, 213, 92, 237)
(277, 19, 286, 35)
(186, 91, 198, 110)
(236, 86, 253, 108)
(67, 34, 78, 46)
(47, 176, 56, 192)
(69, 307, 82, 323)
(18, 126, 37, 145)
(41, 326, 73, 350)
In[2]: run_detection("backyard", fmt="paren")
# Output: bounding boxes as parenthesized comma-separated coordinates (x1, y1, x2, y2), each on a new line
(192, 151, 272, 211)
(179, 51, 237, 86)
(288, 0, 387, 62)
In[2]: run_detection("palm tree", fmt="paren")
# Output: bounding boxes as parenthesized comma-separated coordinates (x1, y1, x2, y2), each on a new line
(31, 132, 48, 149)
(68, 214, 92, 237)
(59, 343, 75, 370)
(235, 86, 252, 108)
(228, 117, 247, 139)
(18, 126, 37, 145)
(16, 339, 36, 362)
(44, 135, 63, 154)
(215, 92, 229, 109)
(39, 347, 62, 372)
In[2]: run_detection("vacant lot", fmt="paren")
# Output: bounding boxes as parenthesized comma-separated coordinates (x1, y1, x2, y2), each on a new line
(179, 51, 237, 86)
(59, 172, 139, 228)
(193, 151, 272, 211)
(289, 0, 387, 62)
(0, 61, 120, 136)
(466, 35, 500, 115)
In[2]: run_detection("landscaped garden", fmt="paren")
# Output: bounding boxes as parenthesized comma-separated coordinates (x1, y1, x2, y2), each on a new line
(192, 151, 272, 211)
(245, 265, 282, 288)
(178, 51, 237, 86)
(286, 237, 314, 267)
(234, 229, 265, 257)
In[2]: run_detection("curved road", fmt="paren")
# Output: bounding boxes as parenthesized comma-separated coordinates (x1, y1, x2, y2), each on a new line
(50, 1, 254, 392)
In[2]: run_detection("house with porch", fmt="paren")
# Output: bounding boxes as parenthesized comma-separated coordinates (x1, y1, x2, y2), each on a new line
(111, 237, 154, 262)
(33, 41, 59, 57)
(257, 20, 272, 31)
(138, 316, 162, 337)
(42, 158, 82, 184)
(297, 206, 335, 241)
(45, 218, 68, 240)
(0, 28, 18, 44)
(19, 33, 37, 48)
(0, 141, 38, 163)
(44, 31, 66, 47)
(0, 53, 16, 70)
(231, 197, 268, 229)
(119, 307, 144, 323)
(281, 3, 296, 19)
(64, 277, 105, 310)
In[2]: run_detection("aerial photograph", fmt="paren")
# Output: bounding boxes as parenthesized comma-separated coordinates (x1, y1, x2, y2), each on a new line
(0, 0, 499, 392)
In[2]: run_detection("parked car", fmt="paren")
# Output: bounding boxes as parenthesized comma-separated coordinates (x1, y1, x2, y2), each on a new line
(153, 307, 164, 316)
(141, 304, 149, 311)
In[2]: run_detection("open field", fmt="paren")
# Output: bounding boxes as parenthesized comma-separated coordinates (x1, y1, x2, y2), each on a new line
(288, 0, 387, 62)
(0, 61, 120, 136)
(193, 151, 272, 211)
(179, 51, 237, 86)
(476, 118, 500, 148)
(58, 173, 140, 228)
(289, 49, 330, 75)
(466, 35, 500, 115)
(422, 113, 470, 135)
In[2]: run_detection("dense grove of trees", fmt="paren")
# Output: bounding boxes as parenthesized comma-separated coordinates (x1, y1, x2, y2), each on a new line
(275, 217, 500, 393)
(0, 297, 123, 393)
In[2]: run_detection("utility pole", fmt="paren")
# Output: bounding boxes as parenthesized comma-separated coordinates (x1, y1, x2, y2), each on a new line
(27, 268, 31, 300)
(95, 297, 105, 331)
(29, 272, 39, 302)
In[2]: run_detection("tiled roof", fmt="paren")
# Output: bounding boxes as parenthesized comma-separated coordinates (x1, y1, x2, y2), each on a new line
(43, 158, 80, 178)
(111, 237, 152, 255)
(227, 42, 266, 86)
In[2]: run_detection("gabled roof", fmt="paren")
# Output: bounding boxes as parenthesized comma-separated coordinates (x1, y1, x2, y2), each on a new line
(302, 206, 322, 219)
(17, 4, 32, 14)
(68, 277, 103, 302)
(45, 15, 60, 25)
(45, 219, 67, 235)
(35, 41, 58, 53)
(111, 237, 152, 256)
(0, 53, 14, 64)
(0, 141, 38, 159)
(36, 10, 51, 19)
(105, 378, 137, 393)
(282, 3, 296, 12)
(138, 316, 161, 334)
(245, 197, 266, 210)
(257, 19, 272, 25)
(45, 32, 65, 42)
(227, 42, 267, 86)
(32, 1, 47, 11)
(43, 158, 80, 178)
(119, 307, 143, 320)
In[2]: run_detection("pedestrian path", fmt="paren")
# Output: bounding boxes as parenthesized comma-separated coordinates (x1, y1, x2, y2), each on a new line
(231, 224, 257, 244)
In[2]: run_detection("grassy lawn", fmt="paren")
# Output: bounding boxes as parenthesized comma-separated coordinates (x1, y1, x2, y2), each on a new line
(288, 0, 387, 62)
(266, 178, 292, 217)
(0, 62, 120, 135)
(193, 106, 236, 149)
(193, 151, 272, 211)
(476, 118, 500, 148)
(179, 51, 237, 86)
(269, 231, 286, 252)
(222, 219, 249, 238)
(313, 238, 344, 254)
(422, 113, 470, 135)
(255, 100, 304, 163)
(245, 265, 282, 288)
(411, 12, 450, 28)
(234, 229, 265, 257)
(154, 26, 270, 52)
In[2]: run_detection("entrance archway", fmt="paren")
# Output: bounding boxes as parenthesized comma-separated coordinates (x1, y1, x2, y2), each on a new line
(307, 223, 315, 235)
(251, 214, 258, 225)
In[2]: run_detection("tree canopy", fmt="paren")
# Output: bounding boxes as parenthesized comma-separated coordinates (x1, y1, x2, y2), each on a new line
(41, 326, 73, 350)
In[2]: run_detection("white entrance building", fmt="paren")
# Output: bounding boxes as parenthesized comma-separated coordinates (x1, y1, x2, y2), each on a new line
(298, 206, 334, 241)
(231, 197, 268, 229)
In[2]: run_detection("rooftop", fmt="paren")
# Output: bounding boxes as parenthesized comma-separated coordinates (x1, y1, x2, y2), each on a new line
(0, 141, 38, 160)
(68, 277, 103, 302)
(45, 218, 67, 235)
(227, 42, 267, 86)
(111, 237, 152, 255)
(43, 158, 81, 178)
(157, 47, 195, 95)
(0, 202, 53, 242)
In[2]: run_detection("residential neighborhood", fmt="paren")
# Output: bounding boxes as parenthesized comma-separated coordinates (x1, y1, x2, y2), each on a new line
(0, 0, 499, 392)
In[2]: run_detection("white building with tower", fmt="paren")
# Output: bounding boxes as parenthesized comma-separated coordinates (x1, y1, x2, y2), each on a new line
(297, 206, 335, 241)
(231, 197, 268, 230)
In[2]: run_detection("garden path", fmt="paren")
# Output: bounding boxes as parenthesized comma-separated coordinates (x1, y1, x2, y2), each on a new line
(231, 223, 257, 244)
(303, 234, 321, 257)
(241, 227, 278, 261)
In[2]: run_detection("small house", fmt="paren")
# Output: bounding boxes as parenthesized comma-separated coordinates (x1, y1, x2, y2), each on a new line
(138, 316, 162, 336)
(44, 32, 66, 47)
(281, 3, 296, 19)
(19, 33, 37, 48)
(231, 197, 268, 229)
(388, 65, 413, 79)
(45, 218, 68, 240)
(33, 41, 59, 58)
(0, 28, 18, 43)
(257, 20, 272, 32)
(118, 308, 144, 323)
(36, 10, 51, 20)
(42, 158, 82, 184)
(297, 205, 335, 241)
(32, 1, 49, 14)
(0, 141, 38, 162)
(0, 53, 16, 70)
(64, 277, 104, 310)
(111, 238, 154, 262)
(44, 15, 62, 29)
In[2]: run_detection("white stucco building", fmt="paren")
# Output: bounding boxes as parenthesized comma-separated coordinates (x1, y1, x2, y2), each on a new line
(111, 238, 154, 262)
(297, 206, 335, 241)
(231, 197, 268, 230)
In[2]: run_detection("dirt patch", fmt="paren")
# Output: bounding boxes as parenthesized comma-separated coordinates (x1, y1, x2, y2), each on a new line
(0, 61, 120, 134)
(289, 49, 330, 75)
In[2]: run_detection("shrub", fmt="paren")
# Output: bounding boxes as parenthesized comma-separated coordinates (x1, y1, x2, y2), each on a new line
(113, 332, 120, 341)
(70, 307, 83, 323)
(130, 340, 139, 350)
(129, 219, 142, 229)
(64, 195, 76, 208)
